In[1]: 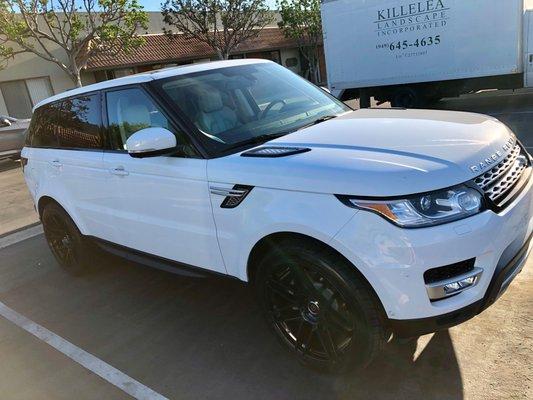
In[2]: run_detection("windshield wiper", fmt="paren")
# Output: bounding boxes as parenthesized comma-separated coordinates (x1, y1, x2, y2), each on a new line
(297, 114, 338, 131)
(225, 132, 290, 152)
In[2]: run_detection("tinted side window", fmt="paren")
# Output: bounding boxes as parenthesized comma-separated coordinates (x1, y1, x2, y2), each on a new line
(25, 113, 37, 146)
(56, 94, 103, 149)
(105, 88, 171, 150)
(30, 103, 60, 148)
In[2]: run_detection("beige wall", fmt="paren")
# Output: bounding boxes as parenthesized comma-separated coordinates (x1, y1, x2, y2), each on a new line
(0, 45, 77, 92)
(0, 11, 283, 116)
(280, 48, 301, 74)
(0, 91, 7, 116)
(0, 42, 76, 116)
(0, 12, 167, 115)
(0, 53, 100, 116)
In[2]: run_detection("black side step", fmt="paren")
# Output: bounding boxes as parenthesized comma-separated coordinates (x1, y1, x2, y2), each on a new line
(90, 236, 234, 280)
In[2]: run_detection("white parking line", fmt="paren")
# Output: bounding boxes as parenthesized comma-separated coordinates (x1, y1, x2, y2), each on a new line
(0, 301, 168, 400)
(0, 225, 168, 399)
(0, 224, 44, 250)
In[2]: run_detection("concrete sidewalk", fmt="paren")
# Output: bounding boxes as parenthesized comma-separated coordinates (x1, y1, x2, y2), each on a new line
(0, 160, 39, 236)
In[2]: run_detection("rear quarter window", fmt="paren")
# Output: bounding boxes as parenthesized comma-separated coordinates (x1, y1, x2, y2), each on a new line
(28, 94, 105, 150)
(56, 94, 103, 149)
(30, 103, 60, 148)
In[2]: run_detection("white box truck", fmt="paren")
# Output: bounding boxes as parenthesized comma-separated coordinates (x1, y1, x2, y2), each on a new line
(321, 0, 533, 107)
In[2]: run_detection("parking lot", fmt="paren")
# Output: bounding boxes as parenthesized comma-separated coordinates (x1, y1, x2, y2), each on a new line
(0, 90, 532, 400)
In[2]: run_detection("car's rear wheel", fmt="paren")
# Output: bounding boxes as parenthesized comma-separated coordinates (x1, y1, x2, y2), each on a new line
(42, 203, 91, 274)
(255, 239, 385, 372)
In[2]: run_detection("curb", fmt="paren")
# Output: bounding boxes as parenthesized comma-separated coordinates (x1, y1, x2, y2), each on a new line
(0, 221, 42, 240)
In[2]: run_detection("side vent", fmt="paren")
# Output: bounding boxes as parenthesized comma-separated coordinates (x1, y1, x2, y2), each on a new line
(210, 185, 254, 208)
(241, 146, 311, 158)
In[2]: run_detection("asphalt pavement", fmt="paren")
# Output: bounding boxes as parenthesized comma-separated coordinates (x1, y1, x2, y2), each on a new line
(348, 88, 533, 150)
(433, 89, 533, 150)
(0, 229, 531, 400)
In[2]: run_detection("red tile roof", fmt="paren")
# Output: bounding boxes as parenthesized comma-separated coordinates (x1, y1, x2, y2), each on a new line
(86, 28, 298, 70)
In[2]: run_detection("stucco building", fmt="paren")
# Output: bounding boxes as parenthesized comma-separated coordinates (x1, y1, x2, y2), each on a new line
(0, 12, 326, 119)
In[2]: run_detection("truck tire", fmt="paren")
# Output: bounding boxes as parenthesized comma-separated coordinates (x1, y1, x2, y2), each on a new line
(254, 239, 385, 373)
(391, 87, 422, 108)
(42, 202, 93, 275)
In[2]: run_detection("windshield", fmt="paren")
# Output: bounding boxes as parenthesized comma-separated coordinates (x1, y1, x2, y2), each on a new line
(155, 62, 350, 154)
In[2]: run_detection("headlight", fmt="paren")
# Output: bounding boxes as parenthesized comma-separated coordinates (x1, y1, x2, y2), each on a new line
(339, 185, 484, 228)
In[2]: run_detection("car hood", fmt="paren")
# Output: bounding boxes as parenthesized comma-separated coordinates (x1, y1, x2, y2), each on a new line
(208, 109, 517, 197)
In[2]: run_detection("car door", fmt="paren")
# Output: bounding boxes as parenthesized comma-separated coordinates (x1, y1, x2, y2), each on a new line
(52, 94, 119, 241)
(25, 95, 117, 241)
(102, 86, 226, 274)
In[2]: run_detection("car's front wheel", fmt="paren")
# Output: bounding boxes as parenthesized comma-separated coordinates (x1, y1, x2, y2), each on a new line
(42, 202, 91, 274)
(255, 239, 386, 372)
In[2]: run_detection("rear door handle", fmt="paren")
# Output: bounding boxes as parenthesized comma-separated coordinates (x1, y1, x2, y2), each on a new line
(110, 166, 129, 176)
(50, 159, 62, 168)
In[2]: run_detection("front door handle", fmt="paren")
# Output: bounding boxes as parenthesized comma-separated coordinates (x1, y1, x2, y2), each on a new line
(110, 166, 129, 176)
(50, 159, 62, 168)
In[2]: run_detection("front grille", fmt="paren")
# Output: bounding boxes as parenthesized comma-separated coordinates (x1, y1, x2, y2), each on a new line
(424, 259, 476, 284)
(474, 144, 530, 205)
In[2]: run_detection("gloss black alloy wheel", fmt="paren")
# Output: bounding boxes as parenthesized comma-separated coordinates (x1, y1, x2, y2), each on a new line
(42, 203, 89, 274)
(266, 263, 355, 366)
(255, 240, 385, 372)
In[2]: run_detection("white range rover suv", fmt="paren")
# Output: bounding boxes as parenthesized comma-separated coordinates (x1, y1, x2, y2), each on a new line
(22, 60, 533, 372)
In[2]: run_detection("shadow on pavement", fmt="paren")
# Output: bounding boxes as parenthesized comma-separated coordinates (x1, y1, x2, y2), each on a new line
(0, 237, 463, 400)
(429, 91, 533, 150)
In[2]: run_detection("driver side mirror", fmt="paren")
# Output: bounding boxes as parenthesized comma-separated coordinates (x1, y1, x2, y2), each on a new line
(126, 127, 177, 158)
(0, 117, 12, 128)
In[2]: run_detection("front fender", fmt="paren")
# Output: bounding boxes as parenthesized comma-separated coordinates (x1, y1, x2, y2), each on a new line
(209, 186, 357, 281)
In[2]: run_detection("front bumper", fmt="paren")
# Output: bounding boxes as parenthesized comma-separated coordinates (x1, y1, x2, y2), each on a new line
(389, 232, 532, 337)
(332, 171, 533, 325)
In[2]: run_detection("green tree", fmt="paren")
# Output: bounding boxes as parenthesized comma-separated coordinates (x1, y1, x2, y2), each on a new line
(0, 0, 148, 87)
(277, 0, 322, 83)
(162, 0, 273, 60)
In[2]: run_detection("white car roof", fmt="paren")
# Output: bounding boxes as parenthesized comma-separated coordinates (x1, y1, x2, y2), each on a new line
(33, 58, 271, 111)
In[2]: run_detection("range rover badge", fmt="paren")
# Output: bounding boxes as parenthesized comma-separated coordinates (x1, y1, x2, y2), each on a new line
(469, 137, 515, 173)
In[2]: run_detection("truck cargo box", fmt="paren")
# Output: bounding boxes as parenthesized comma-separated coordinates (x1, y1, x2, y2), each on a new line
(322, 0, 524, 96)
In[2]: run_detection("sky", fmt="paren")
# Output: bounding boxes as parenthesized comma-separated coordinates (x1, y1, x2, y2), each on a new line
(140, 0, 278, 11)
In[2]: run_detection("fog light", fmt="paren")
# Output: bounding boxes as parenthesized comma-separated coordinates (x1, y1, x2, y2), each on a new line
(426, 267, 483, 301)
(443, 276, 476, 293)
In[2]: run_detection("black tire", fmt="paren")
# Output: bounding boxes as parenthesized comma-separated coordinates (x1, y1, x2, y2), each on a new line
(391, 87, 422, 108)
(255, 239, 385, 373)
(41, 202, 92, 275)
(359, 88, 371, 108)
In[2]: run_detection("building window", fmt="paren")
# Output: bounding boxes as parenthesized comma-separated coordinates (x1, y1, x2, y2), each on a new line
(0, 77, 53, 118)
(244, 50, 281, 64)
(113, 68, 135, 78)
